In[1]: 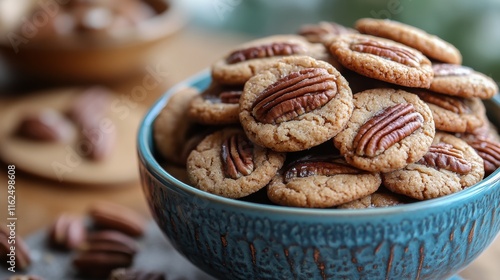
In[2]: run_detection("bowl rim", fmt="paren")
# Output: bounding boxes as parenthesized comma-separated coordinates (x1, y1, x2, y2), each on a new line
(137, 69, 500, 217)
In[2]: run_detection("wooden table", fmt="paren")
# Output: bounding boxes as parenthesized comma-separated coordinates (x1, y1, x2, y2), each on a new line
(0, 26, 497, 280)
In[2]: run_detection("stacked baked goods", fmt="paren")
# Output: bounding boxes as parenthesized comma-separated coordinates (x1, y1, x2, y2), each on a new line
(154, 18, 500, 209)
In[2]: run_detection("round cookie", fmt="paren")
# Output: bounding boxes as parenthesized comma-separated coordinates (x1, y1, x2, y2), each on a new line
(239, 56, 353, 152)
(187, 127, 286, 199)
(337, 191, 409, 209)
(212, 35, 326, 85)
(298, 21, 358, 44)
(430, 63, 498, 99)
(188, 82, 243, 125)
(412, 89, 486, 133)
(382, 133, 485, 200)
(355, 18, 462, 64)
(267, 155, 381, 208)
(333, 89, 435, 172)
(327, 33, 433, 88)
(463, 136, 500, 177)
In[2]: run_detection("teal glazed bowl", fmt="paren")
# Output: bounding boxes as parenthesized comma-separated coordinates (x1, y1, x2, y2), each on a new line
(138, 70, 500, 280)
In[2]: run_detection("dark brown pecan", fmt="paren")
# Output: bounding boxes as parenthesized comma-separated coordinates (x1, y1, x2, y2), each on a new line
(226, 42, 307, 64)
(0, 226, 31, 270)
(219, 90, 243, 104)
(414, 90, 470, 114)
(110, 268, 166, 280)
(202, 84, 243, 104)
(17, 109, 74, 142)
(433, 64, 472, 77)
(353, 103, 424, 157)
(221, 132, 254, 179)
(89, 202, 146, 237)
(48, 214, 86, 250)
(351, 39, 421, 67)
(73, 231, 138, 278)
(466, 138, 500, 176)
(417, 143, 472, 174)
(252, 68, 337, 124)
(284, 155, 363, 183)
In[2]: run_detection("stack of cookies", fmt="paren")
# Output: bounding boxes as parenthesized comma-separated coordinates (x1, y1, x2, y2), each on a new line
(154, 18, 500, 209)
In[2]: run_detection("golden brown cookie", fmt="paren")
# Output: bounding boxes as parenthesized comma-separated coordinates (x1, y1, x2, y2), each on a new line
(212, 35, 325, 85)
(333, 89, 435, 172)
(187, 127, 286, 198)
(412, 89, 486, 133)
(430, 63, 498, 99)
(355, 18, 462, 64)
(383, 133, 484, 200)
(337, 191, 410, 209)
(267, 154, 381, 208)
(298, 21, 358, 44)
(239, 56, 353, 152)
(327, 34, 433, 88)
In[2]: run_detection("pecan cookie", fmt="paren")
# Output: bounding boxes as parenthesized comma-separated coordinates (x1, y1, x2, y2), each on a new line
(187, 82, 243, 125)
(187, 127, 285, 198)
(334, 89, 435, 172)
(298, 21, 357, 44)
(412, 89, 486, 133)
(430, 64, 498, 99)
(463, 136, 500, 176)
(327, 34, 433, 88)
(267, 155, 381, 208)
(355, 18, 462, 64)
(383, 133, 484, 200)
(337, 191, 410, 209)
(212, 35, 325, 85)
(239, 56, 353, 152)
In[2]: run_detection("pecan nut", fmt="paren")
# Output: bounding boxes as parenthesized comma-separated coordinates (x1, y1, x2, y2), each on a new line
(252, 68, 337, 124)
(221, 132, 254, 179)
(17, 109, 74, 142)
(353, 103, 424, 157)
(48, 214, 86, 250)
(110, 268, 166, 280)
(226, 42, 307, 64)
(466, 138, 500, 175)
(89, 202, 146, 237)
(414, 90, 470, 114)
(202, 84, 243, 104)
(219, 90, 243, 104)
(417, 143, 472, 174)
(350, 39, 421, 67)
(284, 155, 363, 183)
(433, 64, 472, 77)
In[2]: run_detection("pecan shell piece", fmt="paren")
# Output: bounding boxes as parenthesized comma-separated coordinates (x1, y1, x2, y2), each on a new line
(221, 132, 254, 179)
(353, 103, 424, 157)
(417, 143, 472, 174)
(350, 39, 421, 67)
(284, 155, 363, 183)
(226, 42, 307, 64)
(252, 68, 337, 124)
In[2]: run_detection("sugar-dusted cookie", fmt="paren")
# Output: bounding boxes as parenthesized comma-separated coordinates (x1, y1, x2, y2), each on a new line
(267, 154, 381, 208)
(239, 56, 353, 152)
(327, 34, 433, 88)
(334, 89, 435, 172)
(430, 63, 498, 99)
(355, 18, 462, 64)
(383, 133, 484, 200)
(212, 35, 325, 85)
(187, 127, 285, 198)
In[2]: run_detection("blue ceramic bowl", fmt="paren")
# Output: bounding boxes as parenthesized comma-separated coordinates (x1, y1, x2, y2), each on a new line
(138, 70, 500, 280)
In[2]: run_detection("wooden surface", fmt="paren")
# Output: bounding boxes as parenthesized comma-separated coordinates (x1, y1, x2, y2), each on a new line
(0, 26, 498, 280)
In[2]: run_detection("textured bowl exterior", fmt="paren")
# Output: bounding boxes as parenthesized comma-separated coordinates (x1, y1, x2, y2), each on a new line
(138, 71, 500, 280)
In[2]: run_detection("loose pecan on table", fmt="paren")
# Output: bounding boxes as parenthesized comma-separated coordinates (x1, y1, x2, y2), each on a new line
(48, 214, 86, 250)
(417, 143, 472, 174)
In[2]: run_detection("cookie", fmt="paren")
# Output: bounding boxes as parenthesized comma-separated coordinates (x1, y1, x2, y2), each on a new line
(267, 154, 381, 208)
(298, 21, 358, 44)
(239, 56, 353, 152)
(333, 89, 435, 172)
(327, 33, 433, 88)
(211, 35, 326, 85)
(463, 136, 500, 176)
(337, 191, 409, 209)
(383, 133, 484, 200)
(186, 127, 285, 198)
(412, 89, 486, 133)
(187, 82, 243, 125)
(430, 63, 498, 99)
(355, 18, 462, 64)
(154, 87, 201, 165)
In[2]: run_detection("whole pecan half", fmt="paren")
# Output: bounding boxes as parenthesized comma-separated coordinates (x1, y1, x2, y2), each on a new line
(353, 103, 424, 157)
(350, 39, 421, 67)
(48, 214, 86, 250)
(284, 155, 363, 183)
(466, 138, 500, 176)
(219, 91, 243, 104)
(226, 42, 307, 64)
(89, 202, 146, 237)
(221, 132, 254, 179)
(202, 84, 243, 104)
(252, 68, 337, 124)
(417, 143, 472, 174)
(433, 64, 472, 77)
(414, 90, 470, 114)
